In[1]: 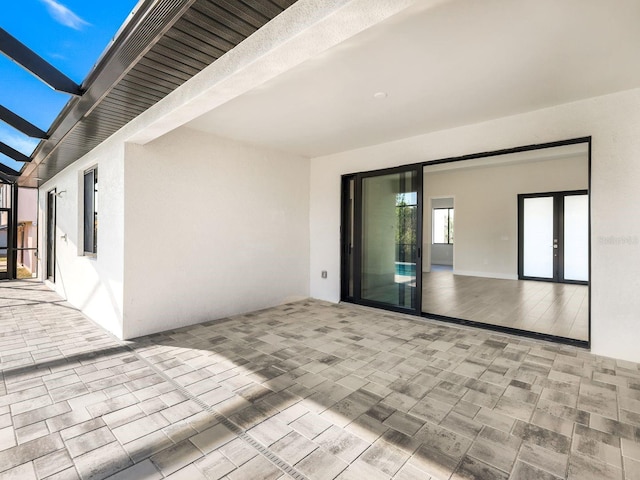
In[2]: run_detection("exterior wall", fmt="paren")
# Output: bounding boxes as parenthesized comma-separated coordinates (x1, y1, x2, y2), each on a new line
(38, 141, 125, 338)
(423, 155, 587, 279)
(309, 87, 640, 363)
(122, 127, 310, 339)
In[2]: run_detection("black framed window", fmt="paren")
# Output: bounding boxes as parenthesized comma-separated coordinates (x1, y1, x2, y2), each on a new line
(432, 207, 454, 244)
(83, 167, 98, 255)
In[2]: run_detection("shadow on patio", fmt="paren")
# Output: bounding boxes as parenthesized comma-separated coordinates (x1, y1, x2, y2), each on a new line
(1, 281, 634, 479)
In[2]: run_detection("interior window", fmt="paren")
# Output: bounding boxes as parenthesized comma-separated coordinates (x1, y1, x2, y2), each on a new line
(432, 208, 454, 244)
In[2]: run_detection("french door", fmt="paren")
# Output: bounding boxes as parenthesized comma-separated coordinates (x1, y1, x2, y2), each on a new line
(518, 190, 588, 284)
(342, 165, 423, 314)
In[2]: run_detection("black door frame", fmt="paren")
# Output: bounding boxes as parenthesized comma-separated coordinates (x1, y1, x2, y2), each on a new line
(340, 136, 591, 348)
(46, 189, 56, 282)
(340, 176, 355, 303)
(518, 190, 589, 285)
(0, 184, 19, 280)
(341, 164, 423, 316)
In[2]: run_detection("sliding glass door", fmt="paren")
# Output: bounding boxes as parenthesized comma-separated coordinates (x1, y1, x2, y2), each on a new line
(342, 165, 422, 313)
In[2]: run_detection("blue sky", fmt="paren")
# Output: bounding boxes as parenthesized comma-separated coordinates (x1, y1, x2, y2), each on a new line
(0, 0, 139, 172)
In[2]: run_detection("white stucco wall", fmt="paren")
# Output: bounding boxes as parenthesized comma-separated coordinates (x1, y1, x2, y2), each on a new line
(38, 141, 125, 338)
(309, 86, 640, 363)
(122, 128, 310, 339)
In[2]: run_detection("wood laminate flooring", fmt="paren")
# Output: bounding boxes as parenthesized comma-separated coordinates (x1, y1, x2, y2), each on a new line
(422, 271, 589, 341)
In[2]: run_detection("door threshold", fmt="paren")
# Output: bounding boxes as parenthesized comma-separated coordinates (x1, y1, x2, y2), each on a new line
(422, 311, 589, 349)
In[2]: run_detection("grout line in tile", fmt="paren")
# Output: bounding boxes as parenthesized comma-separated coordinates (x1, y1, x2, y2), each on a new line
(119, 338, 309, 480)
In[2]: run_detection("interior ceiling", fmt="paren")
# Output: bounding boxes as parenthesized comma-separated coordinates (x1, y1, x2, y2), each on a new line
(423, 142, 589, 174)
(187, 0, 640, 158)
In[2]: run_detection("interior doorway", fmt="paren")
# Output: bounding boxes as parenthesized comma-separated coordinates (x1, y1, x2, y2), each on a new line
(429, 197, 454, 273)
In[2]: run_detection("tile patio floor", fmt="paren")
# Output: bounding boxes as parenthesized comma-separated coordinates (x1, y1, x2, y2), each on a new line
(0, 281, 639, 479)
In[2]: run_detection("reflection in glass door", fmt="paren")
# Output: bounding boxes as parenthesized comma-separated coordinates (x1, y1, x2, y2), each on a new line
(518, 191, 588, 284)
(0, 210, 9, 279)
(342, 166, 422, 314)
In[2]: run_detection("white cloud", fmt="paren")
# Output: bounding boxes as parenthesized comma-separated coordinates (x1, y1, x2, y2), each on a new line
(40, 0, 90, 30)
(0, 125, 39, 156)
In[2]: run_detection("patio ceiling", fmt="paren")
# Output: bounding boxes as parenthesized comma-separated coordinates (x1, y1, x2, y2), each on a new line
(183, 0, 640, 159)
(8, 0, 296, 187)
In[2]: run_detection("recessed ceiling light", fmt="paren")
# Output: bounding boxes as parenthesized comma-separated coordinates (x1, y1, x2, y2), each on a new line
(373, 91, 388, 99)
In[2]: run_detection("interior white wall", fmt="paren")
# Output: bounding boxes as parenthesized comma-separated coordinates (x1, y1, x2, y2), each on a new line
(38, 141, 125, 338)
(423, 156, 587, 279)
(122, 128, 310, 339)
(309, 86, 640, 363)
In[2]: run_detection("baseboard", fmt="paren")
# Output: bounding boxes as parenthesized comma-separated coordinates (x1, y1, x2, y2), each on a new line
(453, 270, 518, 280)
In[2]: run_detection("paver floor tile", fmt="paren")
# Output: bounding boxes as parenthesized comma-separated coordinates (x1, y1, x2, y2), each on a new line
(2, 283, 640, 479)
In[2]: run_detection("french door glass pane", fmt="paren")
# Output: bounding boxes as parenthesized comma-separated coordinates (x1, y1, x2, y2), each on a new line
(361, 170, 417, 309)
(564, 194, 589, 281)
(523, 197, 554, 278)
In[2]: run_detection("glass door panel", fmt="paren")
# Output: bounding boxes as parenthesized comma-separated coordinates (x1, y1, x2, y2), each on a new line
(47, 191, 56, 281)
(361, 169, 419, 310)
(0, 211, 8, 275)
(341, 177, 356, 301)
(522, 196, 554, 279)
(347, 179, 355, 298)
(563, 194, 589, 282)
